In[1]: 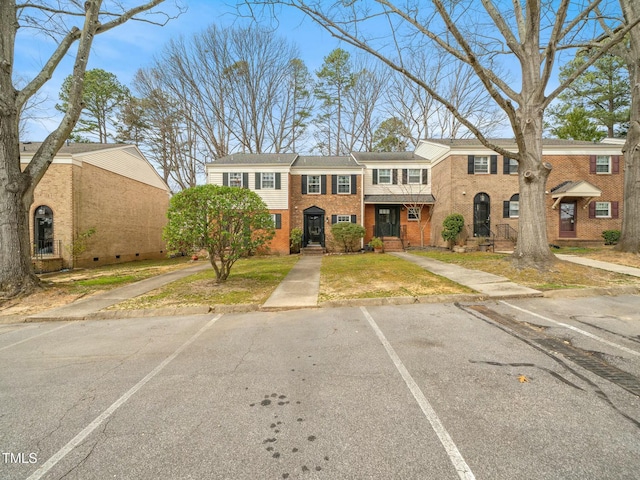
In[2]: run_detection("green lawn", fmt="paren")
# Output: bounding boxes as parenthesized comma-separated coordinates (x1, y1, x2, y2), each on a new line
(112, 255, 299, 310)
(319, 253, 472, 301)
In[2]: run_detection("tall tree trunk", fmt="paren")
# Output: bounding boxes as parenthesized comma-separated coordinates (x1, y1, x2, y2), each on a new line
(0, 115, 39, 297)
(617, 0, 640, 253)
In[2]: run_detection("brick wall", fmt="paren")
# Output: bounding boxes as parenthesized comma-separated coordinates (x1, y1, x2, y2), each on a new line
(73, 162, 169, 268)
(264, 208, 291, 254)
(290, 173, 362, 252)
(430, 153, 623, 247)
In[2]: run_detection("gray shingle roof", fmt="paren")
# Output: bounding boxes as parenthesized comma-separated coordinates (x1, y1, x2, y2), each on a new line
(210, 153, 298, 165)
(352, 152, 417, 162)
(20, 142, 126, 155)
(426, 138, 603, 147)
(293, 156, 361, 168)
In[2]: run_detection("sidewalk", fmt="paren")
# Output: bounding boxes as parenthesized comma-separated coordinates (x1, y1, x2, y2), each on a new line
(26, 262, 211, 322)
(556, 254, 640, 277)
(261, 255, 322, 310)
(390, 252, 543, 298)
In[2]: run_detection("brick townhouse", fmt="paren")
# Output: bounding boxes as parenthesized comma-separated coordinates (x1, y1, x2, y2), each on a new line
(207, 139, 623, 253)
(428, 138, 624, 248)
(21, 142, 171, 271)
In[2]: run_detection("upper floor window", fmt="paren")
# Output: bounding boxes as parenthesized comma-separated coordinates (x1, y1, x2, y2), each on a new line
(474, 156, 489, 174)
(307, 175, 321, 194)
(261, 172, 275, 189)
(596, 156, 611, 174)
(229, 172, 243, 187)
(337, 175, 351, 194)
(407, 169, 421, 184)
(506, 158, 518, 174)
(378, 169, 392, 184)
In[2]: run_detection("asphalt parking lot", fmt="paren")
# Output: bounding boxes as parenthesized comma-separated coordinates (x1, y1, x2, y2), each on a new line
(1, 295, 639, 479)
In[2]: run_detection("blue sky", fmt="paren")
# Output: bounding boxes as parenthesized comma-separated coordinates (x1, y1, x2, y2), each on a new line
(16, 1, 342, 141)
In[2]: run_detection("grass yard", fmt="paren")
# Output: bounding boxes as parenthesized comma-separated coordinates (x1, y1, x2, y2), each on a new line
(319, 253, 472, 302)
(111, 255, 299, 310)
(411, 249, 640, 290)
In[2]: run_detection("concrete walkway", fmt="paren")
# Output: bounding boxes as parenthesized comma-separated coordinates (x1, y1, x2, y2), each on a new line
(390, 251, 543, 298)
(261, 256, 322, 310)
(27, 262, 211, 322)
(556, 254, 640, 277)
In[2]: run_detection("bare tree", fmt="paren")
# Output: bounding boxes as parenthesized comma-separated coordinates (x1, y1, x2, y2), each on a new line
(241, 0, 638, 269)
(0, 0, 181, 297)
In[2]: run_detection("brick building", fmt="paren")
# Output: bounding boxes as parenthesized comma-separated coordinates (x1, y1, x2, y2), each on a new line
(428, 138, 624, 248)
(206, 138, 624, 253)
(22, 143, 171, 271)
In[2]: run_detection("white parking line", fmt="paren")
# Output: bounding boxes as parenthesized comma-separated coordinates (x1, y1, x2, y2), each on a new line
(500, 301, 640, 357)
(26, 314, 224, 480)
(0, 323, 73, 352)
(360, 306, 476, 480)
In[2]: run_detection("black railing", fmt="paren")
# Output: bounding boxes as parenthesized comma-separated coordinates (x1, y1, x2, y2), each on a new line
(495, 223, 518, 242)
(32, 239, 62, 258)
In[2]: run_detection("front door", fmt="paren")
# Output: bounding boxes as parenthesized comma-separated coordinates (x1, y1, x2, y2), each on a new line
(559, 201, 577, 238)
(473, 193, 491, 237)
(306, 215, 323, 244)
(376, 206, 400, 237)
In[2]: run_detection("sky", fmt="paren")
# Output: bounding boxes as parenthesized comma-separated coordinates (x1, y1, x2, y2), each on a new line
(15, 1, 342, 142)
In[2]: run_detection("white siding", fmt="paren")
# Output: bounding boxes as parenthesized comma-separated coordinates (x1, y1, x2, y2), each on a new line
(207, 166, 289, 209)
(363, 165, 432, 196)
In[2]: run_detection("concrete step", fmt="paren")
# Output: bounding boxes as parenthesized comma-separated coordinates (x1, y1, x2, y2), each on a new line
(301, 246, 325, 255)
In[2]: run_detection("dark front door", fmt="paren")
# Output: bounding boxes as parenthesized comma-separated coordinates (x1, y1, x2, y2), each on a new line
(473, 193, 491, 237)
(306, 214, 323, 244)
(559, 201, 577, 238)
(375, 206, 400, 237)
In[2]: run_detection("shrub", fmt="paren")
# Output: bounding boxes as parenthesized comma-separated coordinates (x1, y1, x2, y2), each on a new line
(441, 213, 465, 248)
(331, 222, 365, 252)
(290, 227, 303, 253)
(602, 229, 620, 245)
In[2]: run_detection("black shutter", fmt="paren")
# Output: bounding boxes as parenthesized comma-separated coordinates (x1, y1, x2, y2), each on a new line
(331, 175, 337, 194)
(503, 157, 510, 174)
(351, 174, 357, 194)
(392, 169, 398, 184)
(503, 201, 510, 218)
(372, 169, 378, 185)
(275, 214, 282, 229)
(331, 215, 337, 224)
(468, 155, 475, 174)
(490, 155, 497, 174)
(351, 215, 357, 223)
(275, 173, 281, 189)
(421, 169, 428, 184)
(222, 173, 229, 186)
(402, 169, 408, 184)
(321, 175, 327, 194)
(302, 175, 308, 194)
(242, 173, 249, 188)
(255, 173, 261, 189)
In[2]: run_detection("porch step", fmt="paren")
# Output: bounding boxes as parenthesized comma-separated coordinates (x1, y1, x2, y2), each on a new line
(301, 245, 325, 256)
(382, 237, 404, 252)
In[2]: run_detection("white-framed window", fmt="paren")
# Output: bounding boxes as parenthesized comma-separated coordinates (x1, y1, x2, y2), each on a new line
(596, 156, 611, 174)
(229, 172, 243, 187)
(595, 202, 611, 218)
(378, 168, 392, 184)
(508, 158, 518, 174)
(307, 175, 321, 194)
(474, 156, 489, 174)
(407, 207, 420, 221)
(337, 175, 351, 194)
(336, 215, 351, 223)
(509, 194, 520, 218)
(261, 172, 275, 189)
(408, 169, 421, 184)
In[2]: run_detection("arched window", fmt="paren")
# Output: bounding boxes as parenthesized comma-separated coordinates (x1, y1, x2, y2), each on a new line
(34, 205, 54, 254)
(509, 194, 520, 218)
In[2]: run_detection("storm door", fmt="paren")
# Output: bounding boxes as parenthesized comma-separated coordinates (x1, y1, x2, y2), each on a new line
(559, 201, 577, 238)
(375, 206, 400, 237)
(303, 206, 325, 246)
(473, 193, 491, 237)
